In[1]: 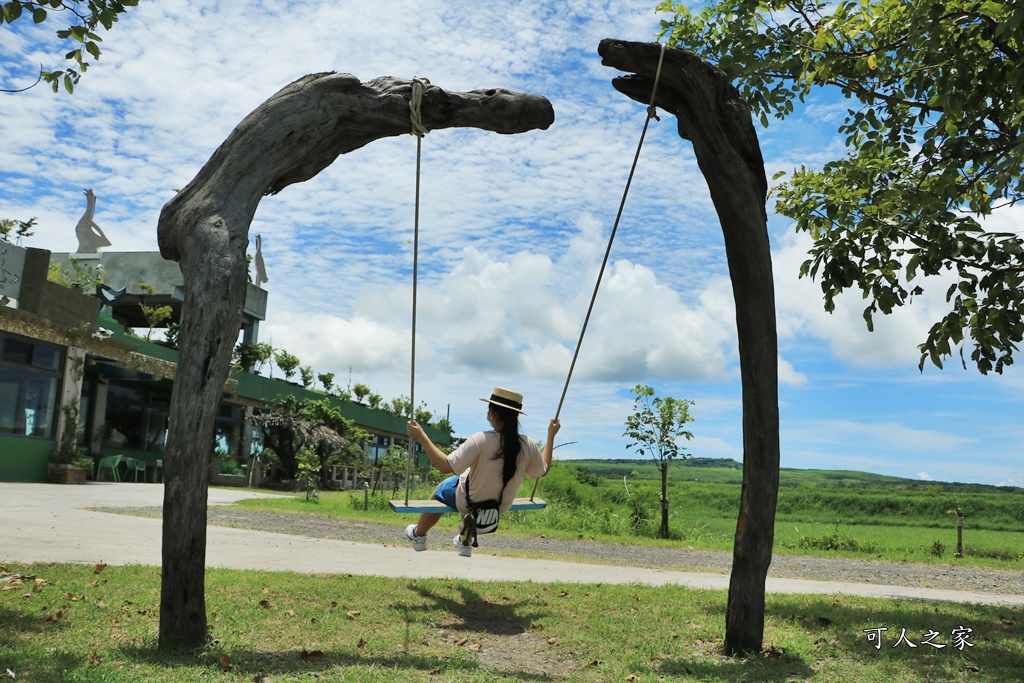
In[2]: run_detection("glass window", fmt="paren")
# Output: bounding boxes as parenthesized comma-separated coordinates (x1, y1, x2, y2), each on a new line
(0, 333, 63, 439)
(32, 345, 61, 371)
(2, 337, 32, 365)
(0, 369, 59, 437)
(101, 382, 170, 452)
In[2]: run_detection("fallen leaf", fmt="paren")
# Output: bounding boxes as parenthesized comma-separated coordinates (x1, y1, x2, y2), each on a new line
(467, 643, 481, 652)
(89, 651, 101, 667)
(94, 562, 107, 575)
(45, 611, 63, 623)
(967, 665, 980, 673)
(252, 673, 270, 683)
(285, 610, 295, 617)
(259, 600, 272, 609)
(586, 659, 601, 667)
(356, 638, 367, 648)
(346, 611, 360, 618)
(219, 654, 232, 670)
(299, 650, 324, 660)
(455, 638, 469, 647)
(96, 601, 106, 608)
(64, 592, 78, 601)
(88, 581, 99, 588)
(329, 601, 337, 608)
(547, 638, 557, 644)
(558, 591, 570, 597)
(310, 617, 317, 624)
(626, 676, 638, 682)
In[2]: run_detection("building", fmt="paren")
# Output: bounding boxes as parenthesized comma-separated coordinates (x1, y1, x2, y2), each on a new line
(0, 242, 450, 483)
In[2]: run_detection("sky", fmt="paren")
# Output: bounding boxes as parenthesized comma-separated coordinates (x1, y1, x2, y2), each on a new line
(1, 0, 1021, 487)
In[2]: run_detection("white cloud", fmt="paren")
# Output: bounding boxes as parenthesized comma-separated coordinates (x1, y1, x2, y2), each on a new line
(917, 471, 934, 481)
(772, 230, 953, 369)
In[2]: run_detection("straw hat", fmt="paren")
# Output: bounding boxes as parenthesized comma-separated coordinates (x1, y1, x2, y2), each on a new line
(480, 387, 526, 415)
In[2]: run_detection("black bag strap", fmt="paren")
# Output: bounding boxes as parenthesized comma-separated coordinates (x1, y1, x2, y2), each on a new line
(460, 467, 509, 548)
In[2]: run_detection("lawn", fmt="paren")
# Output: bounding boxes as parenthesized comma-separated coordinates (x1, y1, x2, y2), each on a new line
(230, 459, 1024, 571)
(2, 562, 1020, 682)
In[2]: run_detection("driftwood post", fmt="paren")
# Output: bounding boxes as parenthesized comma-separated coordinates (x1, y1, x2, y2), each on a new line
(156, 72, 554, 650)
(599, 39, 780, 656)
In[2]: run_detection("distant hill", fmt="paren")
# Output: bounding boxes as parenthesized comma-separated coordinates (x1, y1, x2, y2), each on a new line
(563, 458, 1018, 493)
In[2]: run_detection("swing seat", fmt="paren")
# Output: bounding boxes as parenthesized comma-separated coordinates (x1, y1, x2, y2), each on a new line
(389, 498, 546, 514)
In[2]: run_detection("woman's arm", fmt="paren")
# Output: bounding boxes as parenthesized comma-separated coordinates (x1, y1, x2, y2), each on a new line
(539, 418, 561, 476)
(407, 420, 454, 474)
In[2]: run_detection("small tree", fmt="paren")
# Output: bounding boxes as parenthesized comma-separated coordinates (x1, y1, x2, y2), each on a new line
(135, 282, 172, 340)
(299, 365, 314, 389)
(623, 384, 695, 539)
(235, 341, 272, 374)
(352, 383, 371, 403)
(0, 217, 36, 244)
(273, 349, 300, 381)
(47, 258, 102, 294)
(318, 372, 335, 393)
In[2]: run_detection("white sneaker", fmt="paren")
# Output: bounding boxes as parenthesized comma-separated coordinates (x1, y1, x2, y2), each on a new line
(405, 524, 427, 552)
(453, 534, 472, 558)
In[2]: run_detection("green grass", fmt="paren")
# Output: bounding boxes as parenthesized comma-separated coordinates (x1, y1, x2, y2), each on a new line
(232, 461, 1024, 570)
(2, 562, 1021, 682)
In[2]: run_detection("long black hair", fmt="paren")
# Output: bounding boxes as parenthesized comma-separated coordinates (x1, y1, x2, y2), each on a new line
(490, 403, 522, 486)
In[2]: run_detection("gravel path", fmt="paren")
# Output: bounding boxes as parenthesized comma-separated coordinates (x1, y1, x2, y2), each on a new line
(173, 508, 1024, 596)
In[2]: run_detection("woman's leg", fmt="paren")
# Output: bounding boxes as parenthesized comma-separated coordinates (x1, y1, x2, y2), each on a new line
(415, 512, 443, 537)
(416, 475, 458, 536)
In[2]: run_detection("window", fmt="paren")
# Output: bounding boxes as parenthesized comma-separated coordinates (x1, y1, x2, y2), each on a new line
(0, 332, 63, 438)
(103, 383, 170, 452)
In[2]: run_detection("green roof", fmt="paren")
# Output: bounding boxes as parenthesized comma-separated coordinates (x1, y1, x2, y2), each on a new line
(231, 370, 451, 443)
(96, 313, 451, 444)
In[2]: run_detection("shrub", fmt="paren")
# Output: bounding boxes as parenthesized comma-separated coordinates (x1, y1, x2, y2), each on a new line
(795, 525, 881, 554)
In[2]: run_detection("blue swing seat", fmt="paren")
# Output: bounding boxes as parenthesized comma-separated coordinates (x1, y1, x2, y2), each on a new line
(389, 497, 546, 514)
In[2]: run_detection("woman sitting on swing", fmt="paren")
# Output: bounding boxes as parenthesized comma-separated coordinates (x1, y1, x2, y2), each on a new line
(405, 386, 560, 557)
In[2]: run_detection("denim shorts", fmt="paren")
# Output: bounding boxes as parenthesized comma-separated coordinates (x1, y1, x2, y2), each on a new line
(433, 474, 459, 509)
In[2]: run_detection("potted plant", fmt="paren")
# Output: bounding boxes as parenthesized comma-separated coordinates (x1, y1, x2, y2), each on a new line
(48, 404, 92, 484)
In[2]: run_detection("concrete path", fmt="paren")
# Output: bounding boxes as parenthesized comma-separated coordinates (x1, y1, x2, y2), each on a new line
(2, 482, 1022, 607)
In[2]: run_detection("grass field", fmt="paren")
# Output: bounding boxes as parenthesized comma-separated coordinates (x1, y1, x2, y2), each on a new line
(2, 562, 1020, 682)
(236, 459, 1024, 570)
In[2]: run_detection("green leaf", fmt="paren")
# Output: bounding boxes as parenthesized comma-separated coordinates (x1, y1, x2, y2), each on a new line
(4, 2, 23, 22)
(63, 73, 73, 93)
(32, 7, 45, 23)
(85, 41, 101, 60)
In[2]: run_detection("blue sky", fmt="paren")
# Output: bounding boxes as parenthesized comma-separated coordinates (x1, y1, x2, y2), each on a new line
(2, 0, 1021, 486)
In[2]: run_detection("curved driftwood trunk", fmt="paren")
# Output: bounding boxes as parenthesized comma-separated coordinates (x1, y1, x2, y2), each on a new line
(599, 39, 779, 656)
(156, 72, 554, 650)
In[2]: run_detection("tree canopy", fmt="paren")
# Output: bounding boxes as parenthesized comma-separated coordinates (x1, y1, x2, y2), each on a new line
(1, 0, 138, 93)
(658, 0, 1024, 374)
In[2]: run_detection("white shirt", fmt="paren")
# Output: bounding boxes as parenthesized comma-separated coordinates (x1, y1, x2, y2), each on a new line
(446, 430, 547, 514)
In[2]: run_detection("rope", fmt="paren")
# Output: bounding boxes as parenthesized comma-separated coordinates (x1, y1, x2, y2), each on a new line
(531, 42, 668, 502)
(405, 76, 430, 506)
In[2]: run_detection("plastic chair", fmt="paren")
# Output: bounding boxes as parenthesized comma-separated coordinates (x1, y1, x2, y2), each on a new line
(97, 454, 122, 482)
(124, 457, 146, 482)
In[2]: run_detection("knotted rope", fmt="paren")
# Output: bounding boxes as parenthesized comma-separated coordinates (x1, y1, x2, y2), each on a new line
(405, 76, 430, 506)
